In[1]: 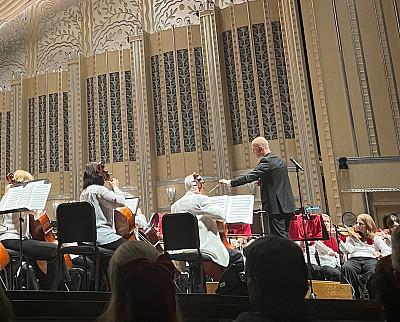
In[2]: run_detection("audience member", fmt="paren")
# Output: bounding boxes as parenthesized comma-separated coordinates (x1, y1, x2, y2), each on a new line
(369, 226, 400, 322)
(233, 236, 315, 322)
(0, 289, 15, 322)
(99, 240, 181, 322)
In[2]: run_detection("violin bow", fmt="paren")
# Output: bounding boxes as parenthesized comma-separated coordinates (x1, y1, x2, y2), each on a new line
(208, 183, 220, 195)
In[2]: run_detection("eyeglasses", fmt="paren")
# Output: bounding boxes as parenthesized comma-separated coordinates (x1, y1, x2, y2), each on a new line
(356, 222, 366, 226)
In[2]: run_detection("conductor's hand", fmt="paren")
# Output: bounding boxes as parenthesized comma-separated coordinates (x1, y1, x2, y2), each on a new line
(219, 179, 231, 186)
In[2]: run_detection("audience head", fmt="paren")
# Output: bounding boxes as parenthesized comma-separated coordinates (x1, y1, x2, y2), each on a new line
(100, 241, 178, 322)
(356, 213, 377, 238)
(0, 289, 15, 322)
(243, 235, 308, 311)
(383, 213, 400, 233)
(82, 162, 105, 189)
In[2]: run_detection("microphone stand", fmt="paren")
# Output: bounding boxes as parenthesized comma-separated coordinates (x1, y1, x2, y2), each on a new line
(18, 211, 24, 290)
(333, 224, 344, 275)
(293, 161, 316, 299)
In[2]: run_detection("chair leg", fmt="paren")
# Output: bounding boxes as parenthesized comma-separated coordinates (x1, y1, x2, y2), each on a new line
(190, 261, 206, 294)
(94, 255, 99, 291)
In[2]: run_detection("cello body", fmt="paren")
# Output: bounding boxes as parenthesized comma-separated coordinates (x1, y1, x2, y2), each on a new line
(0, 242, 10, 271)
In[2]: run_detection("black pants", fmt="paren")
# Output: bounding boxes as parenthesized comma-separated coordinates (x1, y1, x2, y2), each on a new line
(321, 265, 341, 282)
(2, 239, 64, 290)
(268, 213, 293, 240)
(341, 257, 378, 299)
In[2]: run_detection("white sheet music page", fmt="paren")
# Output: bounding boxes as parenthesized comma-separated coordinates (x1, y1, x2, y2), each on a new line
(124, 197, 140, 214)
(210, 195, 229, 219)
(28, 182, 52, 210)
(0, 185, 24, 211)
(226, 195, 254, 224)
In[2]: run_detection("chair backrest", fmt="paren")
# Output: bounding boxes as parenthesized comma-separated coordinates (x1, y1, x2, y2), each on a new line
(162, 212, 200, 251)
(56, 201, 97, 244)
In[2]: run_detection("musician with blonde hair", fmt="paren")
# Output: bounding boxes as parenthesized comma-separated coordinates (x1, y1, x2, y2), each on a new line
(340, 213, 391, 299)
(0, 170, 62, 289)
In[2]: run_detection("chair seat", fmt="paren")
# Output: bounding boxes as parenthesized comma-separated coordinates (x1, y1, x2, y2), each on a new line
(60, 245, 113, 257)
(166, 250, 213, 262)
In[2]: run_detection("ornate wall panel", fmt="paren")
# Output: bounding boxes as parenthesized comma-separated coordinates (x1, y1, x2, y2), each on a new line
(222, 30, 242, 145)
(86, 77, 96, 162)
(92, 0, 142, 51)
(49, 92, 59, 172)
(36, 0, 82, 71)
(163, 51, 181, 154)
(62, 91, 70, 171)
(38, 94, 47, 173)
(5, 111, 11, 175)
(28, 97, 35, 174)
(97, 73, 110, 163)
(177, 48, 196, 152)
(150, 55, 165, 156)
(193, 47, 211, 151)
(124, 70, 136, 161)
(109, 71, 123, 162)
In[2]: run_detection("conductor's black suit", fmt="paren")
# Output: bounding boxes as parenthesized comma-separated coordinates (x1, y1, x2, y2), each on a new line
(230, 153, 295, 239)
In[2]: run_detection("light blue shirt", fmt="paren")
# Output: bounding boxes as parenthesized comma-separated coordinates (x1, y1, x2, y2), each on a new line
(80, 184, 125, 245)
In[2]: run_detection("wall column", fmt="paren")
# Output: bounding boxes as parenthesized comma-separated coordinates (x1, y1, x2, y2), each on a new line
(11, 72, 23, 170)
(68, 51, 84, 200)
(129, 27, 156, 216)
(278, 0, 324, 208)
(199, 3, 232, 189)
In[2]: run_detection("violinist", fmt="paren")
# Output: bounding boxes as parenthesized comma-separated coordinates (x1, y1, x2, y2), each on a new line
(0, 170, 65, 290)
(379, 213, 400, 247)
(171, 174, 243, 274)
(313, 214, 341, 281)
(339, 213, 391, 299)
(79, 162, 126, 251)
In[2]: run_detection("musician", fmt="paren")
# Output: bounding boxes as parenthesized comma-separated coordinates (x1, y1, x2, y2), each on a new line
(80, 162, 126, 251)
(339, 213, 391, 299)
(172, 173, 243, 271)
(380, 213, 400, 247)
(314, 214, 341, 281)
(219, 136, 295, 239)
(0, 170, 63, 290)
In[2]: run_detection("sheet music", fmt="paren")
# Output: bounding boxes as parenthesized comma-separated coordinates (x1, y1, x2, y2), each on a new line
(124, 197, 140, 214)
(0, 180, 51, 212)
(226, 195, 254, 224)
(210, 195, 254, 224)
(210, 195, 229, 218)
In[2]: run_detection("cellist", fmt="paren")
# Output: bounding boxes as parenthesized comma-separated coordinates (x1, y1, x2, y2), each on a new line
(0, 170, 64, 289)
(171, 173, 243, 284)
(79, 162, 127, 251)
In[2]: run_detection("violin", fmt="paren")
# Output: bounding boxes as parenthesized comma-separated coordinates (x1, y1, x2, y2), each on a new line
(338, 226, 366, 243)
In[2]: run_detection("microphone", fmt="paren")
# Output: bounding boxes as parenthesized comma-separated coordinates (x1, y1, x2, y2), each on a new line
(290, 157, 304, 171)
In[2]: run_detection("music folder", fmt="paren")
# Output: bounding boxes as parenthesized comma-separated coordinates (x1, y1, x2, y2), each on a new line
(210, 195, 254, 224)
(124, 197, 140, 215)
(0, 180, 52, 213)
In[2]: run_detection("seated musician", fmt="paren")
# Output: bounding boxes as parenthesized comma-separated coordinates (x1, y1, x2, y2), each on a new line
(380, 213, 400, 247)
(339, 213, 391, 299)
(80, 162, 126, 251)
(171, 173, 243, 272)
(0, 170, 65, 290)
(313, 214, 341, 281)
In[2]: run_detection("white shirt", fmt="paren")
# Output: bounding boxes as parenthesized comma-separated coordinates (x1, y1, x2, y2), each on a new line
(0, 210, 42, 241)
(340, 235, 391, 259)
(80, 184, 125, 245)
(314, 241, 340, 268)
(171, 191, 229, 267)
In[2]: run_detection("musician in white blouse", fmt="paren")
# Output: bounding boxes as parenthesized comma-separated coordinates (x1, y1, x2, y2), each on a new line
(340, 213, 391, 299)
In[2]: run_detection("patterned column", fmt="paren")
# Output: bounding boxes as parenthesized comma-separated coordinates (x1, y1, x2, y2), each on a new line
(278, 0, 324, 208)
(129, 27, 156, 216)
(199, 2, 232, 188)
(68, 51, 83, 200)
(10, 72, 22, 170)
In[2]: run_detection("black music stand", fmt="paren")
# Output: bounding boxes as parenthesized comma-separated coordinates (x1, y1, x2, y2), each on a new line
(0, 207, 29, 289)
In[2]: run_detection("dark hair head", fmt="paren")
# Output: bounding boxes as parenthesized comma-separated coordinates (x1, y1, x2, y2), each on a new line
(382, 213, 400, 230)
(244, 236, 308, 307)
(82, 162, 104, 189)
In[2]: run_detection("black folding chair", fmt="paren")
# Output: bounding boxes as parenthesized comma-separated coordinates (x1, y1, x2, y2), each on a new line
(162, 212, 213, 293)
(56, 201, 113, 291)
